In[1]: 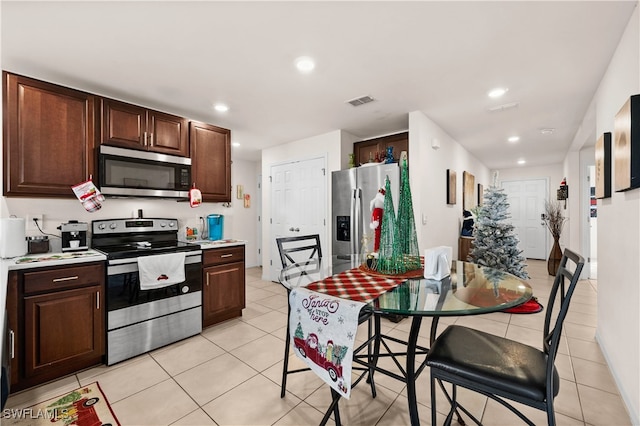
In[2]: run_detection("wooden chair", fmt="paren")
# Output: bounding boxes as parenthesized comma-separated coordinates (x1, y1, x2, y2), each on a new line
(426, 248, 585, 425)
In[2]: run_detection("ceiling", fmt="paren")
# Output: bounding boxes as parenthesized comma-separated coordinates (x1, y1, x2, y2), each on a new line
(1, 1, 636, 168)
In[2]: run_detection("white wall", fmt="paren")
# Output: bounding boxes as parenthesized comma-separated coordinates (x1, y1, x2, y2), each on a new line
(1, 158, 260, 266)
(575, 5, 640, 423)
(408, 111, 490, 257)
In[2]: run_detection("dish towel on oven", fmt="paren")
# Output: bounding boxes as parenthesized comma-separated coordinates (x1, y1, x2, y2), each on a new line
(138, 252, 186, 290)
(288, 287, 365, 399)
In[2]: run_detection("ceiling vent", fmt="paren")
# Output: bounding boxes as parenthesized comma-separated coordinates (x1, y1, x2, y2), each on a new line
(488, 102, 519, 112)
(346, 95, 375, 107)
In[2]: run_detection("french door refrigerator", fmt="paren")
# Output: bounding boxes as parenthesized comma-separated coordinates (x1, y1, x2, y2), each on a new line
(331, 163, 399, 271)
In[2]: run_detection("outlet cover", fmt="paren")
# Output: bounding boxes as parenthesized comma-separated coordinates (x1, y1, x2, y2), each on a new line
(26, 214, 43, 231)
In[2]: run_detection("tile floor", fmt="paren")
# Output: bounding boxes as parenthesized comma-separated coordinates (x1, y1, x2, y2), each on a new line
(4, 260, 632, 425)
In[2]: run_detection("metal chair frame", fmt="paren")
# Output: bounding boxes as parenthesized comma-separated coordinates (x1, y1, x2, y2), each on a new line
(427, 249, 585, 426)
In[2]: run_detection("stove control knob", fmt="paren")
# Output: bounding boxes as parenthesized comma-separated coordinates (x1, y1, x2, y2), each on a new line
(181, 285, 189, 294)
(169, 221, 176, 228)
(98, 224, 106, 230)
(159, 222, 166, 228)
(109, 223, 117, 230)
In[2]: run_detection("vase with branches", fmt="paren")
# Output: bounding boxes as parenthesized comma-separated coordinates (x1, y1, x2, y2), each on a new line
(542, 201, 567, 275)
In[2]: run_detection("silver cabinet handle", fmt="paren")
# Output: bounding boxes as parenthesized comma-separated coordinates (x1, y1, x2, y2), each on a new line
(9, 330, 14, 359)
(220, 254, 233, 258)
(149, 133, 154, 146)
(52, 276, 78, 283)
(143, 131, 148, 146)
(96, 292, 100, 309)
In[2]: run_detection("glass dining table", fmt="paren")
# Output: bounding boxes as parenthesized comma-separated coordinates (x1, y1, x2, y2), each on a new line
(279, 255, 533, 426)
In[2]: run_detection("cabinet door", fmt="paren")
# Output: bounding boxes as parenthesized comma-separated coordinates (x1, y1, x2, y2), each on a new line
(3, 72, 96, 197)
(148, 111, 188, 157)
(203, 261, 245, 327)
(190, 121, 231, 202)
(23, 285, 104, 379)
(101, 98, 147, 150)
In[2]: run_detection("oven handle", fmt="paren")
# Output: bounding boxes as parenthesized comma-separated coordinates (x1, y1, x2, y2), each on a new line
(107, 251, 202, 275)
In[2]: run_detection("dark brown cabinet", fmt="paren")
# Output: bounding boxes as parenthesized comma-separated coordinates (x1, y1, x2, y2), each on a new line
(190, 121, 232, 202)
(2, 72, 96, 197)
(202, 246, 245, 327)
(9, 262, 105, 392)
(353, 132, 409, 167)
(101, 98, 189, 157)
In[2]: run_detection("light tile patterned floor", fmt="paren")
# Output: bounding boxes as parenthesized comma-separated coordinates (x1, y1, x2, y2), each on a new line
(5, 260, 632, 425)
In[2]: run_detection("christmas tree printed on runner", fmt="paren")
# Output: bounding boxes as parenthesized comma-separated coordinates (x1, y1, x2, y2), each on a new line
(470, 185, 529, 279)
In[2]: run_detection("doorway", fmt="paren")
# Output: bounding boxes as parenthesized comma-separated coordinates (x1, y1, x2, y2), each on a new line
(270, 156, 327, 281)
(588, 165, 598, 279)
(501, 178, 549, 260)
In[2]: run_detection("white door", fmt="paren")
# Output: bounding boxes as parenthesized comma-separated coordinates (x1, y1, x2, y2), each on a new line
(270, 157, 327, 281)
(501, 179, 548, 259)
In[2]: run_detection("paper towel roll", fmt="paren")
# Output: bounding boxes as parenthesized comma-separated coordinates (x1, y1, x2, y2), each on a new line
(0, 217, 27, 258)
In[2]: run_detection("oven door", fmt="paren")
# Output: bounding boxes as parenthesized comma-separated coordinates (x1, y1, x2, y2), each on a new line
(106, 251, 202, 327)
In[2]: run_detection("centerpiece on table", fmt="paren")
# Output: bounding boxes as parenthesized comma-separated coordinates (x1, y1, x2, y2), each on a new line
(542, 200, 568, 276)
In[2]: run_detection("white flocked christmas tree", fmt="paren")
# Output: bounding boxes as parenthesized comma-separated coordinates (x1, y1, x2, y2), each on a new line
(470, 183, 529, 280)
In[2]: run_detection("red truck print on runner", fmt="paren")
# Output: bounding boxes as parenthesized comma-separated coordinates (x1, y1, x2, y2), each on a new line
(293, 333, 343, 382)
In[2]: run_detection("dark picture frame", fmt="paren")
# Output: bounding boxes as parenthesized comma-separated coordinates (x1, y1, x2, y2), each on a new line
(595, 132, 612, 199)
(477, 183, 484, 206)
(614, 95, 640, 192)
(446, 169, 457, 204)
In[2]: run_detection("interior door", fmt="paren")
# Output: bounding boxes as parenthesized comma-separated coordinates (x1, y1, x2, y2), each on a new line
(501, 179, 548, 259)
(270, 157, 327, 281)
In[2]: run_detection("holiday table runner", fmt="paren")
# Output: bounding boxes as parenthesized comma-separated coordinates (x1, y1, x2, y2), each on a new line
(306, 267, 406, 302)
(288, 287, 365, 398)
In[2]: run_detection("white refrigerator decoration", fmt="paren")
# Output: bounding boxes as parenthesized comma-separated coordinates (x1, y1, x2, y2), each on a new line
(331, 163, 399, 270)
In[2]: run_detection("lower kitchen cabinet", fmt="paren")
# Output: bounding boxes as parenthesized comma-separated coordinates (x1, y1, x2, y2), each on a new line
(9, 262, 105, 392)
(202, 246, 246, 327)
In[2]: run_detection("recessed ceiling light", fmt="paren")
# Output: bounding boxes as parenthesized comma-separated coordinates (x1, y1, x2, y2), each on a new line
(232, 142, 240, 147)
(488, 87, 508, 98)
(214, 103, 229, 112)
(517, 159, 526, 165)
(295, 56, 315, 73)
(508, 136, 520, 143)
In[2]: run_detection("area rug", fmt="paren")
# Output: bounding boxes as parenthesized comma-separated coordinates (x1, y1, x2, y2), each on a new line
(1, 382, 120, 426)
(502, 296, 544, 314)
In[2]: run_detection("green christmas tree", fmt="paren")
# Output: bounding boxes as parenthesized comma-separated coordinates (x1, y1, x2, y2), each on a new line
(396, 158, 421, 271)
(470, 185, 529, 279)
(376, 176, 404, 274)
(294, 322, 304, 339)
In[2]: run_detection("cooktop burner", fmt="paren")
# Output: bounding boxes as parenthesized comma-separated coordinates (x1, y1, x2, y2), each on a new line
(91, 218, 201, 260)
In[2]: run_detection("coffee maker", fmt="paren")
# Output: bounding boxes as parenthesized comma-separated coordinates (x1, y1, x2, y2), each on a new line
(58, 220, 88, 252)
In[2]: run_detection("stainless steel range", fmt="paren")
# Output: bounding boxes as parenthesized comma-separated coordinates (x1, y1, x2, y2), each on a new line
(92, 218, 202, 365)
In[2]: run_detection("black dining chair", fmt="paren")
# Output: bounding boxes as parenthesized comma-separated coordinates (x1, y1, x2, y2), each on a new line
(276, 234, 376, 424)
(426, 248, 585, 426)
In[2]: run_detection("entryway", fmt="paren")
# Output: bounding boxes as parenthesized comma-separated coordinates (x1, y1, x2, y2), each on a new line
(501, 178, 548, 260)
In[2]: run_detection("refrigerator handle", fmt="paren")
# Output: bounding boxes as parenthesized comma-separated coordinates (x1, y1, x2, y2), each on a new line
(353, 188, 362, 255)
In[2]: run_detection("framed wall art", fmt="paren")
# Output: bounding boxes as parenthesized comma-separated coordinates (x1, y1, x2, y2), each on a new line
(595, 132, 612, 199)
(463, 171, 475, 211)
(614, 95, 640, 192)
(446, 169, 456, 204)
(477, 183, 484, 206)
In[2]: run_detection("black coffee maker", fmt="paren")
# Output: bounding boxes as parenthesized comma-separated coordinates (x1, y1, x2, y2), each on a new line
(58, 220, 88, 252)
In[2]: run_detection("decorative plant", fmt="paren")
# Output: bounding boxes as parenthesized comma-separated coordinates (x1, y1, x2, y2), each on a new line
(542, 201, 567, 239)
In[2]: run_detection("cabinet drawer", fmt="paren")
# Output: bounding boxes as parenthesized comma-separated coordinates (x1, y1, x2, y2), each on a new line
(23, 263, 104, 295)
(203, 246, 245, 266)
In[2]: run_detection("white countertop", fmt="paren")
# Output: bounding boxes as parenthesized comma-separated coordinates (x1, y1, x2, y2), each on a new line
(186, 239, 247, 249)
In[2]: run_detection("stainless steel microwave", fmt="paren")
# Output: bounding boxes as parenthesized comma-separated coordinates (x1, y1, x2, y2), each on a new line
(98, 145, 191, 198)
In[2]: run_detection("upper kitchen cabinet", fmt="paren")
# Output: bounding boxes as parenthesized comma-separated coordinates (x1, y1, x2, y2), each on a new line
(101, 98, 189, 157)
(190, 121, 231, 202)
(3, 72, 96, 197)
(353, 132, 408, 166)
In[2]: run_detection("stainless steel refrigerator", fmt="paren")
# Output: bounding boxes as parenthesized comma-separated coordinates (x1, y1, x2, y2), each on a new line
(331, 163, 400, 270)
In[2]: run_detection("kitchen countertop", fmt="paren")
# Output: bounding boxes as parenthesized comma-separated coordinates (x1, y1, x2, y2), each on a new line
(185, 239, 247, 249)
